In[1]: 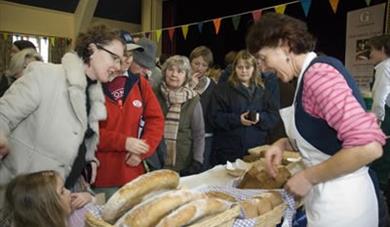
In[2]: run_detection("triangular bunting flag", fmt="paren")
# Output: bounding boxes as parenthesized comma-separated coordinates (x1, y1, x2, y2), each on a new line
(181, 25, 189, 39)
(156, 30, 162, 43)
(274, 4, 287, 14)
(252, 10, 262, 22)
(198, 22, 204, 33)
(365, 0, 371, 6)
(50, 37, 55, 47)
(168, 28, 175, 41)
(2, 32, 9, 40)
(329, 0, 339, 14)
(232, 16, 241, 31)
(213, 18, 222, 34)
(300, 0, 312, 17)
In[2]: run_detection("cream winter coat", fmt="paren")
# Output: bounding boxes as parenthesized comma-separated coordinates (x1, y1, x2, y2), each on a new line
(0, 52, 106, 186)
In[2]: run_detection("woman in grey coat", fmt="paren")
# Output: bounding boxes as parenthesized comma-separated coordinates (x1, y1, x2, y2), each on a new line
(0, 25, 125, 207)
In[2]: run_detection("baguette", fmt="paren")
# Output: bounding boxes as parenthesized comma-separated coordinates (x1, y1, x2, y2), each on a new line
(115, 189, 205, 227)
(156, 198, 231, 227)
(102, 169, 179, 223)
(205, 191, 236, 202)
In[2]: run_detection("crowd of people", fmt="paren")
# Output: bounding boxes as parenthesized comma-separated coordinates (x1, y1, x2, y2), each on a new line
(0, 12, 389, 227)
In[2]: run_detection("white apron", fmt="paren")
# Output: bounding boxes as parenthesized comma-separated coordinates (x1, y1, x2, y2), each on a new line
(279, 52, 378, 227)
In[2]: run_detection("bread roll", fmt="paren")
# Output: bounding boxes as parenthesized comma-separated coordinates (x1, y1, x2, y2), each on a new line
(84, 212, 112, 227)
(205, 191, 236, 202)
(261, 192, 283, 207)
(256, 197, 273, 215)
(156, 198, 230, 227)
(239, 199, 260, 218)
(102, 169, 179, 223)
(238, 165, 290, 189)
(115, 189, 205, 227)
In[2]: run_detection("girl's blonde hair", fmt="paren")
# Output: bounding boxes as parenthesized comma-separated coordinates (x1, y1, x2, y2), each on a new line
(228, 50, 263, 87)
(161, 55, 193, 86)
(5, 170, 68, 227)
(7, 48, 42, 78)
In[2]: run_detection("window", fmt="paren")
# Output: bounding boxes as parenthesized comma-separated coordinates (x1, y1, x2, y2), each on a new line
(12, 35, 49, 63)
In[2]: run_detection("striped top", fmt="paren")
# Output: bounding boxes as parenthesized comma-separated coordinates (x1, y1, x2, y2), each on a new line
(301, 63, 385, 148)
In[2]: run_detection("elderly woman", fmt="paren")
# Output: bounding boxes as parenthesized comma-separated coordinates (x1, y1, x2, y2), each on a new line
(246, 13, 386, 227)
(154, 55, 205, 176)
(0, 24, 124, 207)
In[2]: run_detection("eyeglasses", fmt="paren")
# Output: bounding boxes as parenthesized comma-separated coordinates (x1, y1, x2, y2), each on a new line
(95, 44, 121, 64)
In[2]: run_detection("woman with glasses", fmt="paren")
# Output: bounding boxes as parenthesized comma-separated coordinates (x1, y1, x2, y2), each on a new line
(246, 13, 385, 227)
(0, 24, 125, 208)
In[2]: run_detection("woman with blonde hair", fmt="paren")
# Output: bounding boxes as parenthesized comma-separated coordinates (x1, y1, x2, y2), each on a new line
(209, 50, 279, 164)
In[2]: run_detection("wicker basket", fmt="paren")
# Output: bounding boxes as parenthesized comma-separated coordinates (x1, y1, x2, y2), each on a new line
(189, 205, 241, 227)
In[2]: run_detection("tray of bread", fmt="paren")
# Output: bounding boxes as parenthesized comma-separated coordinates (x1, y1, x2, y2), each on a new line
(85, 169, 295, 227)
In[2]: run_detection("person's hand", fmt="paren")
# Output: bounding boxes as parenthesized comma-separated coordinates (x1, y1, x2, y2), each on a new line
(240, 112, 258, 126)
(284, 170, 313, 198)
(125, 137, 149, 155)
(264, 144, 283, 178)
(125, 153, 142, 167)
(89, 161, 98, 184)
(70, 192, 93, 210)
(0, 133, 9, 159)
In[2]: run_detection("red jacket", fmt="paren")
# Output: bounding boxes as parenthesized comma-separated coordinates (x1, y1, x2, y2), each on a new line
(94, 75, 164, 187)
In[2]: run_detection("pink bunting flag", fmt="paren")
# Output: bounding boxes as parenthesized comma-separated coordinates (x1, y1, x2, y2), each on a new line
(168, 28, 175, 41)
(252, 10, 262, 22)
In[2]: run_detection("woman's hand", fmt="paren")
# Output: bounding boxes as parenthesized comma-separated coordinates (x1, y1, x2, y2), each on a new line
(125, 137, 149, 155)
(284, 170, 313, 198)
(125, 153, 143, 167)
(265, 144, 284, 178)
(70, 192, 93, 210)
(240, 111, 258, 126)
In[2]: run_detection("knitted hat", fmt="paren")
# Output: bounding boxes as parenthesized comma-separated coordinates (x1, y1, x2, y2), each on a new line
(120, 31, 143, 51)
(132, 38, 157, 69)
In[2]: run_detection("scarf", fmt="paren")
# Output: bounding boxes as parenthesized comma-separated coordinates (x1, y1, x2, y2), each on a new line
(160, 82, 197, 166)
(191, 76, 210, 95)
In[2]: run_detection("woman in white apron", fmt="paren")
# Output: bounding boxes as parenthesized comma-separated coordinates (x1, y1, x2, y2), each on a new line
(246, 13, 386, 227)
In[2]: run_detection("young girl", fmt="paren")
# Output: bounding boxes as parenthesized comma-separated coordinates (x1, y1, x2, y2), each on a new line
(4, 170, 95, 227)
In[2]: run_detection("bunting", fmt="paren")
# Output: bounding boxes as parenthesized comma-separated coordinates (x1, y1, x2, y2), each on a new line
(156, 29, 162, 42)
(252, 10, 262, 22)
(168, 28, 175, 41)
(300, 0, 312, 17)
(365, 0, 371, 6)
(329, 0, 340, 13)
(50, 37, 55, 47)
(213, 18, 222, 34)
(232, 16, 241, 30)
(198, 22, 204, 33)
(181, 25, 189, 39)
(274, 4, 287, 14)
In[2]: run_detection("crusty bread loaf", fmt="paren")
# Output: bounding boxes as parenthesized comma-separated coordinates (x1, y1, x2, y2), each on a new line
(256, 197, 273, 215)
(261, 192, 283, 208)
(238, 165, 290, 189)
(156, 198, 231, 227)
(102, 169, 179, 223)
(84, 212, 112, 227)
(239, 197, 273, 218)
(205, 191, 236, 202)
(115, 189, 205, 227)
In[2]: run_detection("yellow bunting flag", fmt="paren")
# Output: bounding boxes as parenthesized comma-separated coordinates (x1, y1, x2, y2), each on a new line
(168, 28, 175, 41)
(156, 30, 162, 43)
(213, 18, 222, 34)
(181, 25, 189, 39)
(2, 32, 9, 40)
(252, 10, 262, 22)
(274, 4, 287, 14)
(50, 37, 55, 47)
(329, 0, 339, 14)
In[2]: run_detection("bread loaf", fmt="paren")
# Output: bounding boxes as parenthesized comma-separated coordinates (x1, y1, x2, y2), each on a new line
(239, 197, 273, 218)
(102, 169, 179, 223)
(156, 198, 231, 227)
(115, 189, 205, 227)
(84, 212, 112, 227)
(238, 165, 290, 189)
(205, 191, 236, 202)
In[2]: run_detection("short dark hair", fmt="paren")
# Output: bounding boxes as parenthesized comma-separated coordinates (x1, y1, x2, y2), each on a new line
(13, 40, 36, 51)
(74, 24, 124, 63)
(368, 34, 390, 56)
(246, 13, 316, 55)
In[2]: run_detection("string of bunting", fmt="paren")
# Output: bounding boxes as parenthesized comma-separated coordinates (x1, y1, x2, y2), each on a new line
(136, 0, 372, 42)
(0, 31, 72, 47)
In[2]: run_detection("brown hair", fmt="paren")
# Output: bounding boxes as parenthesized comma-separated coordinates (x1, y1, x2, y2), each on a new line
(228, 50, 263, 87)
(74, 24, 124, 63)
(5, 170, 68, 227)
(368, 34, 390, 56)
(189, 46, 214, 66)
(246, 13, 316, 55)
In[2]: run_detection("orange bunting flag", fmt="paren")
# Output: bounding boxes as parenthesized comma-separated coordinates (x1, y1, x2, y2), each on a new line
(182, 25, 189, 39)
(168, 28, 175, 41)
(274, 4, 287, 14)
(252, 10, 262, 22)
(156, 30, 162, 43)
(329, 0, 339, 13)
(213, 18, 222, 34)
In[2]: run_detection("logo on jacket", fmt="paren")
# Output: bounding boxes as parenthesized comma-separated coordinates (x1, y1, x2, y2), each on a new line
(133, 100, 142, 108)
